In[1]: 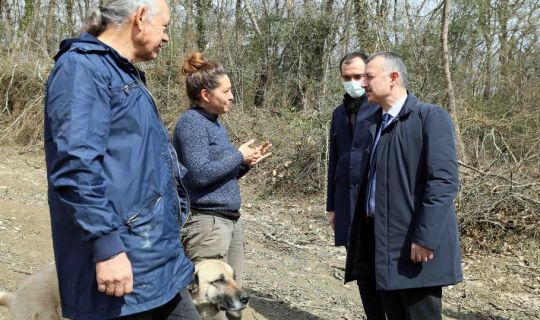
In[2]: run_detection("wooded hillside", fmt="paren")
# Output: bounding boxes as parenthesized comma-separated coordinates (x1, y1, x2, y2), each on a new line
(0, 0, 538, 251)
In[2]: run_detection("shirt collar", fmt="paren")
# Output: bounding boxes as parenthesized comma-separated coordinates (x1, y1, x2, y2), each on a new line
(192, 105, 218, 122)
(384, 93, 408, 118)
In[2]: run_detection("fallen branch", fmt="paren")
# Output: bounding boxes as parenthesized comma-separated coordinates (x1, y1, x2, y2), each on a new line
(9, 267, 32, 275)
(511, 193, 540, 207)
(291, 301, 350, 313)
(331, 264, 345, 271)
(458, 160, 519, 185)
(3, 63, 17, 116)
(0, 103, 37, 133)
(478, 219, 505, 229)
(0, 258, 33, 275)
(263, 232, 306, 250)
(492, 182, 539, 192)
(250, 294, 281, 303)
(508, 264, 540, 270)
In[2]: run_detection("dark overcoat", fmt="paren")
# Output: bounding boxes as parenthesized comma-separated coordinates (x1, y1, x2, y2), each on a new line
(327, 94, 379, 246)
(345, 93, 463, 290)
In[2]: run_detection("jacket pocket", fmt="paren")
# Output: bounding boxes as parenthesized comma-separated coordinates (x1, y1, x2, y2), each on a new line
(110, 81, 140, 94)
(110, 81, 141, 110)
(124, 194, 162, 231)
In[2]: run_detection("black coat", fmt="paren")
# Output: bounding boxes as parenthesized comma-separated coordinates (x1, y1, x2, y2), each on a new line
(345, 93, 463, 290)
(327, 94, 379, 246)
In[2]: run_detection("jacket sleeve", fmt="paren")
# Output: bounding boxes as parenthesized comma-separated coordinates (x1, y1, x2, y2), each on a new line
(173, 114, 244, 189)
(46, 53, 124, 262)
(326, 112, 337, 212)
(237, 164, 251, 179)
(412, 106, 460, 251)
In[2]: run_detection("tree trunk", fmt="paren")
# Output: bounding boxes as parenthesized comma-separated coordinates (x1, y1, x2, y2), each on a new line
(286, 0, 293, 17)
(195, 0, 209, 51)
(245, 0, 269, 107)
(244, 0, 261, 35)
(235, 0, 242, 27)
(21, 0, 35, 32)
(85, 0, 91, 19)
(497, 0, 510, 81)
(182, 0, 193, 52)
(74, 0, 84, 25)
(66, 0, 74, 36)
(46, 0, 57, 55)
(441, 0, 467, 163)
(353, 0, 374, 52)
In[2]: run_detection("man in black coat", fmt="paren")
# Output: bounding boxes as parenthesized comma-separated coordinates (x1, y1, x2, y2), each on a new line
(326, 52, 382, 319)
(345, 52, 463, 320)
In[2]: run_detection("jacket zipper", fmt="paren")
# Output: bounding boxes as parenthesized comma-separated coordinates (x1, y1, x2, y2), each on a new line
(132, 70, 192, 228)
(122, 81, 138, 94)
(124, 195, 162, 231)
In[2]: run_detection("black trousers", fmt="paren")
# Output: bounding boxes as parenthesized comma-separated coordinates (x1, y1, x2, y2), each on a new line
(356, 217, 386, 320)
(357, 279, 386, 320)
(352, 216, 442, 320)
(379, 286, 442, 320)
(115, 289, 200, 320)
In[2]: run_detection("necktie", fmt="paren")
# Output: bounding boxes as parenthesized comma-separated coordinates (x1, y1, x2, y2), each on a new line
(366, 113, 393, 217)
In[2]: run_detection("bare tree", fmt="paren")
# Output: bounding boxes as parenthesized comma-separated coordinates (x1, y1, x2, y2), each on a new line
(20, 0, 35, 32)
(353, 0, 374, 52)
(441, 0, 467, 162)
(195, 0, 210, 50)
(46, 0, 57, 54)
(66, 0, 74, 36)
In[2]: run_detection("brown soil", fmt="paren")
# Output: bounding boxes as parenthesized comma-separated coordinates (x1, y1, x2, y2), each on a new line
(0, 147, 538, 320)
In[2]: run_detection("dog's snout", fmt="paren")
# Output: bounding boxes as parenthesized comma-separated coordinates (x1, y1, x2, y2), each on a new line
(240, 292, 249, 305)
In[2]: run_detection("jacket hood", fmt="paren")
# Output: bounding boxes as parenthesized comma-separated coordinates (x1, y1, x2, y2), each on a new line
(54, 33, 109, 61)
(53, 33, 146, 82)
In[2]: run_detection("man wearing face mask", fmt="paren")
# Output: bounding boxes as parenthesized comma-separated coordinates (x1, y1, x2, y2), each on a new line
(326, 52, 384, 319)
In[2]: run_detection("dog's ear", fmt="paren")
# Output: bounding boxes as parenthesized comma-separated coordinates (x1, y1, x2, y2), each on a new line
(187, 272, 199, 295)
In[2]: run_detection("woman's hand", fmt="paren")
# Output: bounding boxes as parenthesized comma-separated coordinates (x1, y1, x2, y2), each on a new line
(238, 139, 261, 165)
(251, 141, 272, 166)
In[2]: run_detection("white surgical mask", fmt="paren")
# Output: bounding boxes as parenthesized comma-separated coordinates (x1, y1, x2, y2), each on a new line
(343, 80, 365, 98)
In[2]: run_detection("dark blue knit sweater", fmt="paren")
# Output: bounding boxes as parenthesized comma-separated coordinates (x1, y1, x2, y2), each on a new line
(173, 106, 248, 212)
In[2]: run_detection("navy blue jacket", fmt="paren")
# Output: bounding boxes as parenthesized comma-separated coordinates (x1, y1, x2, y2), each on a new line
(327, 94, 379, 246)
(345, 93, 463, 290)
(44, 33, 193, 319)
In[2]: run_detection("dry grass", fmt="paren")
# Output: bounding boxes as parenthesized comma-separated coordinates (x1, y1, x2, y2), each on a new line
(0, 53, 50, 146)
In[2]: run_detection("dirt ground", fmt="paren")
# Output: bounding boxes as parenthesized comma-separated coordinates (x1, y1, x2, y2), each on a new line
(0, 146, 539, 320)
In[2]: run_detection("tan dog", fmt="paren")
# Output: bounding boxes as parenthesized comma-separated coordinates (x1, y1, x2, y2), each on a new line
(1, 259, 249, 320)
(0, 263, 64, 320)
(189, 260, 249, 320)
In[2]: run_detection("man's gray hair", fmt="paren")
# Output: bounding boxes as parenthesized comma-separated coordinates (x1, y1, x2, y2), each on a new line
(367, 52, 408, 88)
(83, 0, 158, 36)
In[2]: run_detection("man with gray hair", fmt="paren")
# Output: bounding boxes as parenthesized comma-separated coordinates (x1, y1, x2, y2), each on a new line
(44, 0, 199, 319)
(344, 52, 463, 319)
